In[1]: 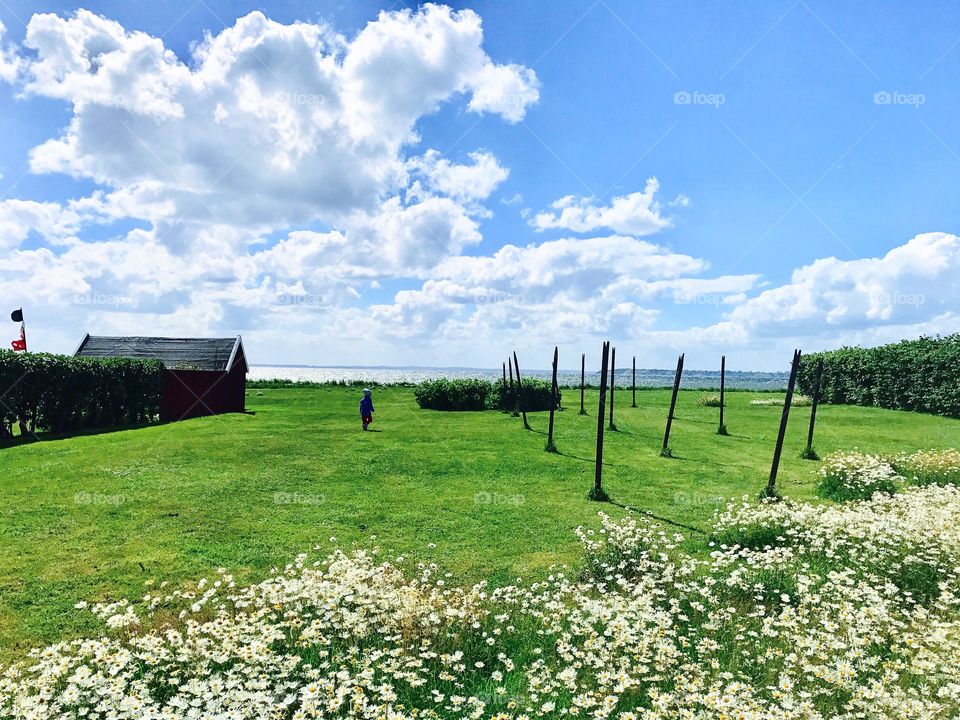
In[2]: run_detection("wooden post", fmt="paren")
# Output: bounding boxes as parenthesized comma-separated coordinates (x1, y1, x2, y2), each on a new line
(631, 355, 637, 407)
(718, 354, 728, 435)
(591, 341, 610, 501)
(803, 357, 824, 460)
(661, 353, 684, 457)
(608, 346, 617, 430)
(555, 361, 563, 411)
(513, 351, 531, 430)
(502, 361, 508, 412)
(579, 353, 587, 415)
(546, 346, 559, 452)
(508, 357, 519, 417)
(767, 349, 802, 497)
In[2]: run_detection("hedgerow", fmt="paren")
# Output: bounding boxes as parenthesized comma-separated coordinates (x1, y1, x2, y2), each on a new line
(414, 378, 558, 411)
(0, 350, 163, 438)
(798, 334, 960, 417)
(413, 378, 493, 411)
(494, 378, 556, 412)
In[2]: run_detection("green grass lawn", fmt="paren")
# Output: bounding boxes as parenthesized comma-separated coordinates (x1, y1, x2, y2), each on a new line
(1, 385, 959, 661)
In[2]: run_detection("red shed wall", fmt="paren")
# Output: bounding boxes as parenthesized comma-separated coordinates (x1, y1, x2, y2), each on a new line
(226, 360, 246, 413)
(159, 368, 245, 422)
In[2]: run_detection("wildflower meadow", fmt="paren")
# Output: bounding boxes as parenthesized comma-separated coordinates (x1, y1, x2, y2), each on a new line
(4, 479, 960, 718)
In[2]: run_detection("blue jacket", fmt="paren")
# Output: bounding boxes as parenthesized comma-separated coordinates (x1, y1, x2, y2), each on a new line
(360, 396, 374, 415)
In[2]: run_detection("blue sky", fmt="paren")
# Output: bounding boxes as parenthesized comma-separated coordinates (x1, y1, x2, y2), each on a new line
(0, 1, 958, 370)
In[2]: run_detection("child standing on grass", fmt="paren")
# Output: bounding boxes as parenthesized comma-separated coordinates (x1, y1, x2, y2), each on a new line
(360, 388, 374, 430)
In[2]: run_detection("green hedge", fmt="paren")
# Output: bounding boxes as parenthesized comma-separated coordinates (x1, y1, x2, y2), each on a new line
(493, 378, 557, 412)
(414, 379, 492, 411)
(798, 334, 960, 417)
(0, 351, 164, 438)
(414, 378, 559, 412)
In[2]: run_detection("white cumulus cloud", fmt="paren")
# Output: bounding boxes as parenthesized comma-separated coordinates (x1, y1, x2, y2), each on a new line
(408, 149, 509, 202)
(0, 200, 82, 249)
(0, 21, 21, 82)
(722, 232, 960, 335)
(19, 5, 537, 235)
(0, 4, 540, 355)
(532, 178, 683, 236)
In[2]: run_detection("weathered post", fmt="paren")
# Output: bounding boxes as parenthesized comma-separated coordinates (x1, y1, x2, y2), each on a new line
(579, 353, 587, 415)
(631, 355, 637, 408)
(608, 347, 617, 430)
(803, 357, 824, 460)
(718, 354, 728, 435)
(546, 346, 559, 452)
(555, 363, 563, 411)
(661, 353, 684, 457)
(767, 349, 802, 497)
(513, 351, 531, 430)
(591, 341, 611, 501)
(508, 357, 520, 417)
(501, 361, 508, 412)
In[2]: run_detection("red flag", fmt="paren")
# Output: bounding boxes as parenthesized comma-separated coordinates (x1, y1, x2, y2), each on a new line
(11, 322, 25, 352)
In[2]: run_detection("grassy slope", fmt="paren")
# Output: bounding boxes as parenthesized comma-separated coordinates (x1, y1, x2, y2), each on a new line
(1, 386, 959, 660)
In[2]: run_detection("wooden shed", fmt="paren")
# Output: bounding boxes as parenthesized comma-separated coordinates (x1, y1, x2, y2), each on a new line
(74, 335, 248, 422)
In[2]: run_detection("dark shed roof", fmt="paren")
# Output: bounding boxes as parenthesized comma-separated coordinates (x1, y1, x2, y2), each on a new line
(74, 335, 245, 372)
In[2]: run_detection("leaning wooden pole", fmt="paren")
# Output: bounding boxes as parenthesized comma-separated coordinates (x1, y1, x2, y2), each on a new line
(513, 351, 531, 430)
(631, 355, 637, 408)
(803, 357, 825, 460)
(501, 361, 508, 412)
(546, 346, 559, 452)
(608, 346, 617, 430)
(661, 353, 684, 457)
(592, 341, 611, 501)
(579, 353, 587, 415)
(508, 357, 518, 416)
(555, 361, 563, 411)
(718, 354, 728, 435)
(767, 349, 802, 497)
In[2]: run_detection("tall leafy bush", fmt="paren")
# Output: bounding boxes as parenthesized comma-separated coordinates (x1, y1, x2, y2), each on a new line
(0, 351, 163, 438)
(414, 378, 559, 411)
(799, 334, 960, 417)
(494, 378, 556, 412)
(413, 379, 492, 411)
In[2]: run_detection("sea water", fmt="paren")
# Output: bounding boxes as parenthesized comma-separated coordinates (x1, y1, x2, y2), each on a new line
(249, 365, 788, 390)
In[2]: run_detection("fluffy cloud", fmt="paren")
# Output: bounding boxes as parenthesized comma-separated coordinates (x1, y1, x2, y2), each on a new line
(360, 235, 756, 343)
(626, 231, 960, 369)
(20, 5, 536, 236)
(0, 21, 21, 82)
(466, 62, 540, 122)
(532, 178, 683, 236)
(331, 231, 960, 367)
(723, 232, 960, 336)
(0, 4, 540, 354)
(0, 200, 82, 249)
(408, 150, 509, 202)
(433, 235, 706, 291)
(257, 194, 483, 281)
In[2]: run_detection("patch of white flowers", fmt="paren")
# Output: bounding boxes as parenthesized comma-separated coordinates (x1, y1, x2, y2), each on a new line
(4, 486, 960, 718)
(894, 448, 960, 486)
(817, 451, 901, 500)
(749, 395, 811, 407)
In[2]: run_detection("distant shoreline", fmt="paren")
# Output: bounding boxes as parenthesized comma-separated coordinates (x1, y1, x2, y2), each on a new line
(251, 363, 787, 374)
(248, 365, 790, 390)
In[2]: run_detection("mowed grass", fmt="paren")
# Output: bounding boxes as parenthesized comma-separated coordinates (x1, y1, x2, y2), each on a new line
(2, 385, 960, 660)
